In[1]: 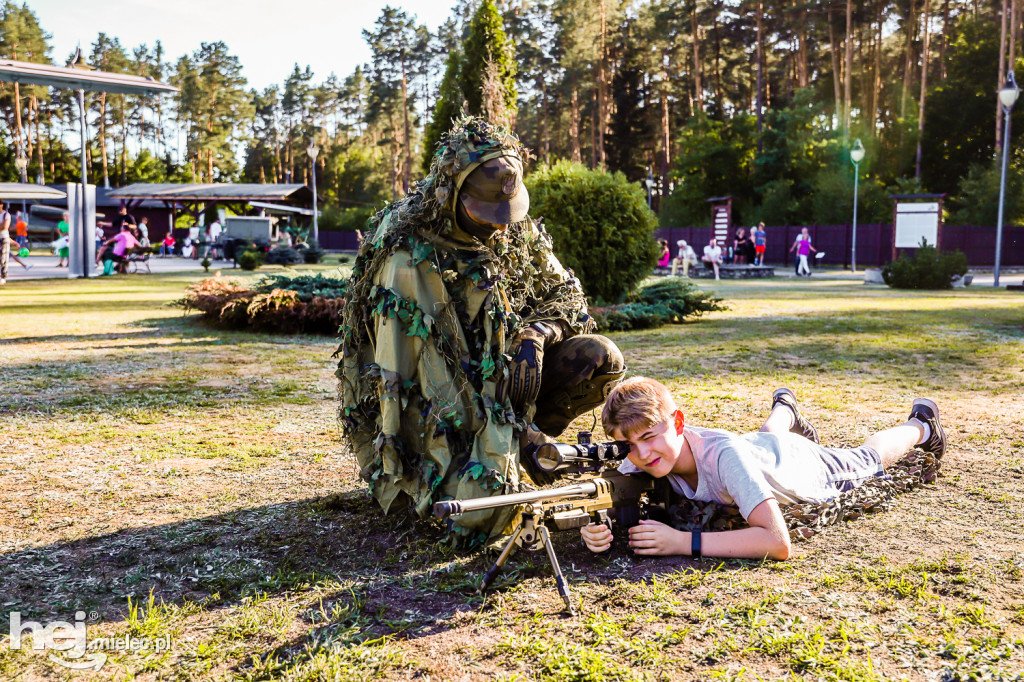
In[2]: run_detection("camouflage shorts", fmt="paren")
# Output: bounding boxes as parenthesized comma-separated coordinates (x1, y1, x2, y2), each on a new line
(534, 334, 625, 436)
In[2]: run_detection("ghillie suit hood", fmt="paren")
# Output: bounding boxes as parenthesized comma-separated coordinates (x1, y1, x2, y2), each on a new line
(336, 117, 594, 546)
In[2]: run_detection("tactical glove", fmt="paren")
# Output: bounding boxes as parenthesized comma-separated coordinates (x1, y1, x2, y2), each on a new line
(506, 327, 546, 410)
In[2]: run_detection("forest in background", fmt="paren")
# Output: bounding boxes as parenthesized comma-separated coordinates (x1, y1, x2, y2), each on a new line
(2, 0, 1024, 230)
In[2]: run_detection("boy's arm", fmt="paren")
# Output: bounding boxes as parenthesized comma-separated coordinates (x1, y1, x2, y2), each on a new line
(626, 498, 791, 560)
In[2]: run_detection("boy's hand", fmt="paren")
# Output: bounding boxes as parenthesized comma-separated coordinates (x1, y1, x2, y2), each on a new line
(580, 523, 612, 553)
(628, 519, 686, 556)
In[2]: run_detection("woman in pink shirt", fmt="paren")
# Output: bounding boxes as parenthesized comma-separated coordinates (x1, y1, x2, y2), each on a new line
(100, 226, 140, 276)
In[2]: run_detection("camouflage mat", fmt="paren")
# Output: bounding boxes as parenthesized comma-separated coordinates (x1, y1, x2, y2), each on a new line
(667, 449, 941, 541)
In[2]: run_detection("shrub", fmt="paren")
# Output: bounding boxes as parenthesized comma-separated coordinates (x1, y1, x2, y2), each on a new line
(176, 274, 347, 335)
(527, 160, 659, 303)
(590, 278, 726, 331)
(881, 239, 969, 289)
(264, 246, 303, 266)
(238, 249, 264, 271)
(252, 273, 348, 301)
(300, 238, 325, 264)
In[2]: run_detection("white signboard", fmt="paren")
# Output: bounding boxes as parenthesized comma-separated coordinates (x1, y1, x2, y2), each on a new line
(894, 202, 940, 248)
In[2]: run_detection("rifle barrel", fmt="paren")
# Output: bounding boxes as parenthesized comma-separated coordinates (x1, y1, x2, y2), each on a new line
(433, 480, 600, 518)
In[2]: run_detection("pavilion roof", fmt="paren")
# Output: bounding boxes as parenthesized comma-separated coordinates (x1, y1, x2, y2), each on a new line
(107, 183, 312, 203)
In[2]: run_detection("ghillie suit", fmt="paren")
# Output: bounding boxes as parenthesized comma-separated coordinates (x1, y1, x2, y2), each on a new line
(336, 117, 624, 546)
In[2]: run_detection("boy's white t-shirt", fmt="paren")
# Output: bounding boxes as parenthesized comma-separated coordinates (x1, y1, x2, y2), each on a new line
(618, 426, 838, 519)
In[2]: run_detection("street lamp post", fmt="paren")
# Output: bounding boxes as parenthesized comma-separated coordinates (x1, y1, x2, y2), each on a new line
(645, 170, 654, 210)
(307, 143, 319, 244)
(850, 138, 865, 272)
(995, 71, 1019, 287)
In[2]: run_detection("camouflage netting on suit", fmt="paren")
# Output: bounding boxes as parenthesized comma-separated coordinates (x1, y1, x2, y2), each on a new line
(336, 117, 595, 547)
(668, 449, 941, 542)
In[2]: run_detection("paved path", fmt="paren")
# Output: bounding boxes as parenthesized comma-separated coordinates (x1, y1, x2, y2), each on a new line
(2, 254, 235, 282)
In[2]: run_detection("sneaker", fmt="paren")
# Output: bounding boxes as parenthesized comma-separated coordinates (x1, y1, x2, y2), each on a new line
(771, 388, 820, 443)
(909, 398, 946, 459)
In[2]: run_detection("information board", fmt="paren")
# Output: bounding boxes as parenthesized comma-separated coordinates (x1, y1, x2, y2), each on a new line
(894, 202, 940, 248)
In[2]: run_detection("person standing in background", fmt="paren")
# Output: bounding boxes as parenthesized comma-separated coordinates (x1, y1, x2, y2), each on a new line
(56, 211, 70, 267)
(752, 223, 767, 266)
(14, 211, 28, 249)
(790, 227, 817, 276)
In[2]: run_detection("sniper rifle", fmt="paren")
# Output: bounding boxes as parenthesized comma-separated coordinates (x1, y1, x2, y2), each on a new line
(433, 432, 670, 615)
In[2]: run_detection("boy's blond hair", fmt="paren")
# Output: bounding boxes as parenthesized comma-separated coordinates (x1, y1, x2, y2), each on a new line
(601, 376, 677, 438)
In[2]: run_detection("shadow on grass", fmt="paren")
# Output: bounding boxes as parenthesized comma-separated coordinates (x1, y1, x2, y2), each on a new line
(0, 490, 727, 653)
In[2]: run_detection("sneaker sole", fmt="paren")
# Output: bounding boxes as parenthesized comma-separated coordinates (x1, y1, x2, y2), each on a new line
(772, 388, 820, 444)
(911, 398, 946, 459)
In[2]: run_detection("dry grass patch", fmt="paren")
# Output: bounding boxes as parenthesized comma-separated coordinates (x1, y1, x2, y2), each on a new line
(1, 273, 1023, 680)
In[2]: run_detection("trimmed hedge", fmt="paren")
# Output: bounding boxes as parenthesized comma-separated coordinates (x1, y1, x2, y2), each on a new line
(176, 274, 348, 335)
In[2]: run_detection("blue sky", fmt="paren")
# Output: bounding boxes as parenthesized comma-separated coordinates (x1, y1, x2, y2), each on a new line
(28, 0, 455, 91)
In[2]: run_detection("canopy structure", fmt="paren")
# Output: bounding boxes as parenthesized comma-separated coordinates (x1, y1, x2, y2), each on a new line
(108, 183, 314, 220)
(248, 200, 316, 216)
(0, 56, 178, 278)
(0, 183, 67, 200)
(0, 59, 179, 96)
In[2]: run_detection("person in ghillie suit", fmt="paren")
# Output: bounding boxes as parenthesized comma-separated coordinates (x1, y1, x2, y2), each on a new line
(336, 117, 625, 547)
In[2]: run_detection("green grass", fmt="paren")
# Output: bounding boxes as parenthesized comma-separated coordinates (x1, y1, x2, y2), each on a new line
(1, 271, 1023, 679)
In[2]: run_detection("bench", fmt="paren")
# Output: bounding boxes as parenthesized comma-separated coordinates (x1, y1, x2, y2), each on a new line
(124, 251, 151, 274)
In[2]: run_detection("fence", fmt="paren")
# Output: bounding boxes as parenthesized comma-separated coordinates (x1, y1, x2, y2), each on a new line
(655, 223, 1024, 268)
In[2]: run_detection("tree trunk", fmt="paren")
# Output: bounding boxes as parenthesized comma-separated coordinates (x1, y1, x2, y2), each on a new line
(98, 93, 110, 188)
(591, 88, 599, 168)
(998, 0, 1009, 152)
(660, 58, 670, 199)
(596, 0, 607, 166)
(13, 82, 24, 173)
(756, 0, 764, 151)
(713, 14, 724, 106)
(797, 5, 808, 88)
(121, 96, 128, 184)
(692, 0, 704, 110)
(35, 96, 45, 184)
(916, 0, 932, 178)
(401, 59, 412, 195)
(569, 86, 582, 163)
(902, 0, 917, 121)
(539, 77, 549, 162)
(940, 0, 950, 79)
(844, 0, 854, 135)
(829, 14, 843, 128)
(873, 10, 883, 132)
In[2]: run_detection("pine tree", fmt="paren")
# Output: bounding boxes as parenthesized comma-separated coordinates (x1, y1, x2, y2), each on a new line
(421, 50, 463, 173)
(460, 0, 517, 125)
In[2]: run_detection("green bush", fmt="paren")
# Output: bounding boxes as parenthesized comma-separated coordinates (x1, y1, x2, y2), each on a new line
(265, 246, 303, 265)
(881, 239, 969, 289)
(300, 239, 325, 264)
(238, 249, 264, 271)
(527, 160, 659, 303)
(252, 273, 348, 301)
(590, 278, 726, 331)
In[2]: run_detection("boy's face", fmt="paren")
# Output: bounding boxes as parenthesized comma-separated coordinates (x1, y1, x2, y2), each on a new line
(613, 409, 686, 478)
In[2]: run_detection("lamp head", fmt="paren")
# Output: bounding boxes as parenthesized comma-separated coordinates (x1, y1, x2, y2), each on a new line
(850, 138, 866, 165)
(1000, 71, 1020, 110)
(306, 143, 319, 161)
(14, 155, 27, 171)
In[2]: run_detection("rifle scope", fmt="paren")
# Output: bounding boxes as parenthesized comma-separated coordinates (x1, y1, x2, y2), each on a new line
(533, 433, 631, 473)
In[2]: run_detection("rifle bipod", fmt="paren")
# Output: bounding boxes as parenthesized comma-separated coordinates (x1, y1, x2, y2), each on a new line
(478, 506, 578, 616)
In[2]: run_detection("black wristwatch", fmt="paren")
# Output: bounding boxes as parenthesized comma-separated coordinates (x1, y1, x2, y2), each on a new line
(691, 528, 702, 559)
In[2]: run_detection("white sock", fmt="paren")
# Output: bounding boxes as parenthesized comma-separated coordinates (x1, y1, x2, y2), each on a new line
(912, 418, 931, 443)
(774, 405, 796, 429)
